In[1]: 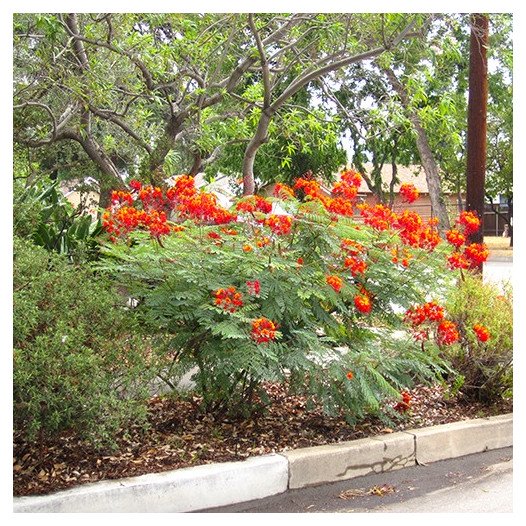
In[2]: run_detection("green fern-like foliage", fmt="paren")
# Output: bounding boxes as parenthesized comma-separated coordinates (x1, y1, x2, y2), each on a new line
(100, 179, 459, 420)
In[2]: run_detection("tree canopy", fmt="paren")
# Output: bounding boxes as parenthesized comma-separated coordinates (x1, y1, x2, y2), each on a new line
(13, 13, 512, 210)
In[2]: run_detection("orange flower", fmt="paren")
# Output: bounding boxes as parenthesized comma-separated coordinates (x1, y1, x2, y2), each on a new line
(436, 320, 459, 345)
(344, 256, 367, 276)
(346, 371, 354, 380)
(265, 214, 293, 235)
(243, 245, 253, 252)
(399, 183, 419, 204)
(464, 243, 489, 267)
(473, 324, 490, 342)
(446, 229, 466, 248)
(457, 210, 481, 236)
(326, 274, 344, 292)
(394, 390, 412, 412)
(213, 287, 244, 313)
(354, 294, 372, 314)
(251, 317, 278, 343)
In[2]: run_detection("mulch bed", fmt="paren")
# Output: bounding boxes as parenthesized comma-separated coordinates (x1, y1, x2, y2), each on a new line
(13, 383, 512, 497)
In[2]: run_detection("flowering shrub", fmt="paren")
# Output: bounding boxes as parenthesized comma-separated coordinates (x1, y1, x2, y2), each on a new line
(100, 172, 490, 420)
(443, 274, 512, 403)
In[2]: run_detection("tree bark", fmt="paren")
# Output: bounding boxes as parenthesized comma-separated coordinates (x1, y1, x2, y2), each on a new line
(466, 13, 489, 256)
(242, 110, 271, 195)
(383, 67, 451, 231)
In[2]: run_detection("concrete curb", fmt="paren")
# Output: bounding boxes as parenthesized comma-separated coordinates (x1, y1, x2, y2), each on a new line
(13, 413, 512, 513)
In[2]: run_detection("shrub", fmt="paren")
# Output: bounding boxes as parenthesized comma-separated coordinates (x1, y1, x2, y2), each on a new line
(443, 274, 513, 403)
(14, 177, 102, 262)
(99, 174, 488, 422)
(13, 236, 152, 448)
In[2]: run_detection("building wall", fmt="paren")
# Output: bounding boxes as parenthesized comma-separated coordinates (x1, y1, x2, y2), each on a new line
(358, 193, 462, 220)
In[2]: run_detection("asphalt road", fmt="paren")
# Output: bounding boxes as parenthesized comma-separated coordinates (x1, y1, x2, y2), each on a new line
(200, 447, 513, 513)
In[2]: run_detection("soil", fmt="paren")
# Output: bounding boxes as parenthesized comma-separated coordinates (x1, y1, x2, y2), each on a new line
(13, 383, 512, 497)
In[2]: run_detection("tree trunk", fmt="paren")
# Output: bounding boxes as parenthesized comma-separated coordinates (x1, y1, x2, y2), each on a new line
(383, 67, 451, 232)
(466, 13, 489, 257)
(242, 110, 271, 195)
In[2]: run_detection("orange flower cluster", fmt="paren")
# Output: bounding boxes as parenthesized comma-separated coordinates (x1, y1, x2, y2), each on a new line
(138, 185, 165, 211)
(399, 183, 419, 204)
(102, 206, 171, 239)
(395, 211, 441, 250)
(111, 190, 133, 205)
(358, 204, 396, 231)
(326, 274, 344, 292)
(405, 301, 445, 326)
(446, 213, 488, 269)
(165, 175, 237, 225)
(394, 390, 412, 412)
(293, 170, 362, 218)
(179, 191, 237, 225)
(265, 214, 293, 235)
(405, 301, 459, 345)
(341, 238, 366, 255)
(251, 317, 278, 343)
(214, 287, 244, 313)
(473, 324, 490, 342)
(436, 320, 460, 345)
(344, 256, 367, 276)
(256, 236, 271, 248)
(328, 170, 362, 216)
(457, 210, 481, 235)
(447, 252, 470, 269)
(464, 243, 489, 267)
(236, 195, 272, 214)
(273, 183, 295, 199)
(445, 229, 466, 248)
(294, 177, 325, 200)
(354, 294, 372, 314)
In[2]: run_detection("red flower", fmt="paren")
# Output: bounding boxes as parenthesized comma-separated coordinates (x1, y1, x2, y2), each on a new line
(436, 320, 459, 345)
(251, 317, 278, 343)
(236, 195, 272, 214)
(463, 243, 489, 267)
(246, 280, 261, 296)
(207, 231, 221, 240)
(405, 301, 444, 326)
(358, 204, 396, 231)
(111, 190, 134, 205)
(344, 256, 367, 276)
(354, 294, 372, 314)
(394, 390, 412, 412)
(265, 214, 293, 235)
(399, 183, 419, 204)
(129, 179, 142, 191)
(339, 169, 362, 188)
(326, 274, 344, 292)
(346, 371, 354, 380)
(214, 287, 244, 313)
(447, 252, 470, 270)
(457, 210, 481, 236)
(297, 257, 304, 266)
(473, 324, 490, 342)
(446, 229, 466, 248)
